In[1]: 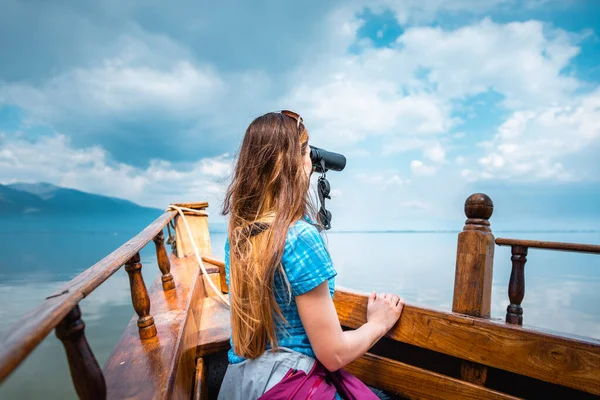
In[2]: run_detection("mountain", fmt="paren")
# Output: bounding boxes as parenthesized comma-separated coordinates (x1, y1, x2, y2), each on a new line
(0, 185, 46, 213)
(0, 182, 162, 215)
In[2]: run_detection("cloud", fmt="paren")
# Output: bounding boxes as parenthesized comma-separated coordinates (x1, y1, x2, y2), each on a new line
(400, 200, 430, 210)
(355, 171, 409, 189)
(199, 156, 234, 179)
(283, 16, 584, 165)
(0, 131, 234, 212)
(396, 18, 582, 107)
(410, 160, 436, 176)
(0, 0, 350, 166)
(424, 142, 445, 163)
(462, 89, 600, 181)
(0, 34, 275, 166)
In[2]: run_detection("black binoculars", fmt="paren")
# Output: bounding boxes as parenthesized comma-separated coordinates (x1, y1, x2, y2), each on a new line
(309, 146, 346, 173)
(308, 145, 345, 230)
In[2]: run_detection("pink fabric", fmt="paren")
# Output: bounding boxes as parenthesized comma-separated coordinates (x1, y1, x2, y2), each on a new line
(258, 360, 379, 400)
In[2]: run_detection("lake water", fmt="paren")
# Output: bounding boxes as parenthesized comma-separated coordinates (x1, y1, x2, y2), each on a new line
(0, 215, 599, 399)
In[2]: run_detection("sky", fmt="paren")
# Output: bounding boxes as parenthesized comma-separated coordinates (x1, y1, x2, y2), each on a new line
(0, 0, 599, 230)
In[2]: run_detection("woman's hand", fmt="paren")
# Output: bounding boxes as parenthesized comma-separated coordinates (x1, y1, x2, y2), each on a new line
(367, 292, 404, 335)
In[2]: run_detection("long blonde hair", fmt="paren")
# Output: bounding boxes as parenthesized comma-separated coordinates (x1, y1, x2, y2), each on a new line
(221, 111, 312, 358)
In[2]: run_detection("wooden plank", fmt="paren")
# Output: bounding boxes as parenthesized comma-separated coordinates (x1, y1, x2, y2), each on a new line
(334, 287, 600, 395)
(0, 211, 175, 384)
(193, 358, 208, 400)
(202, 255, 228, 293)
(196, 296, 231, 357)
(346, 353, 520, 400)
(171, 202, 209, 210)
(175, 213, 212, 258)
(104, 253, 202, 400)
(496, 238, 600, 254)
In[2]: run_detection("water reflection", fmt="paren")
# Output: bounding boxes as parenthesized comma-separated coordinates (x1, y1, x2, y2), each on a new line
(0, 224, 598, 399)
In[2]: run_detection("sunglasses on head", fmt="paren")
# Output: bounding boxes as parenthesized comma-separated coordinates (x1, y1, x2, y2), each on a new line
(281, 110, 303, 129)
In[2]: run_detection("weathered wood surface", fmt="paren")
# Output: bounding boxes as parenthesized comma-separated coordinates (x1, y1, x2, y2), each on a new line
(170, 202, 209, 210)
(506, 245, 527, 325)
(201, 255, 228, 294)
(196, 295, 231, 357)
(154, 230, 175, 291)
(453, 193, 494, 318)
(346, 352, 520, 400)
(104, 253, 202, 400)
(334, 287, 600, 395)
(175, 213, 212, 258)
(55, 305, 107, 400)
(199, 265, 220, 275)
(0, 211, 175, 384)
(193, 358, 208, 400)
(496, 238, 600, 254)
(125, 253, 157, 340)
(452, 193, 495, 384)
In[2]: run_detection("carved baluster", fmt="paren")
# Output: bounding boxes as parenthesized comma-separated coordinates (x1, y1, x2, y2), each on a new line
(125, 253, 157, 339)
(55, 305, 107, 400)
(453, 193, 495, 386)
(153, 230, 175, 291)
(506, 245, 528, 325)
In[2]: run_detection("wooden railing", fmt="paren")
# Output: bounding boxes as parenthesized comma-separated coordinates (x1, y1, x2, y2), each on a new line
(0, 210, 177, 398)
(495, 238, 600, 326)
(2, 194, 599, 399)
(335, 287, 600, 397)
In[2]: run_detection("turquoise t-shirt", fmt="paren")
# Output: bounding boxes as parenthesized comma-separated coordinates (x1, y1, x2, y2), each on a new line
(224, 218, 337, 364)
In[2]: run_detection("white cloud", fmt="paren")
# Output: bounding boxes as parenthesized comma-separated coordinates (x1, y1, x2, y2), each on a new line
(287, 79, 451, 145)
(410, 160, 436, 176)
(424, 142, 445, 163)
(199, 156, 234, 178)
(396, 19, 581, 108)
(463, 89, 600, 181)
(0, 34, 274, 167)
(0, 36, 226, 120)
(284, 16, 583, 166)
(400, 200, 430, 210)
(0, 132, 234, 212)
(355, 172, 409, 188)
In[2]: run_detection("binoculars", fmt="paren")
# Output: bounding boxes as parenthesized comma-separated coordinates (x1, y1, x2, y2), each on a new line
(309, 146, 345, 230)
(309, 146, 346, 173)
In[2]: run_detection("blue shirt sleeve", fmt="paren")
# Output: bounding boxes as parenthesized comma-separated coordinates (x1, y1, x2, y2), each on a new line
(224, 238, 230, 287)
(282, 222, 337, 297)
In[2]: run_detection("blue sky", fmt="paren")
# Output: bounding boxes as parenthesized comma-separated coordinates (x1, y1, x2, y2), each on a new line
(0, 0, 599, 230)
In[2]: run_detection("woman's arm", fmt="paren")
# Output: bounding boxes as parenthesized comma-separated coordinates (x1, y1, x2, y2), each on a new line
(295, 282, 404, 372)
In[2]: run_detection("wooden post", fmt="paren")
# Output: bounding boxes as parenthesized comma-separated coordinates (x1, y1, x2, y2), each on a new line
(124, 253, 157, 339)
(173, 202, 212, 258)
(506, 245, 527, 325)
(55, 305, 107, 400)
(453, 193, 495, 385)
(153, 230, 175, 291)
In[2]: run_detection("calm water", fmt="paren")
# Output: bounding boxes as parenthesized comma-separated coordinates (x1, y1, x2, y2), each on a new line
(0, 215, 599, 399)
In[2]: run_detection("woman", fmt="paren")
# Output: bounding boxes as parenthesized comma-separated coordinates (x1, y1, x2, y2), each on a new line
(218, 110, 404, 399)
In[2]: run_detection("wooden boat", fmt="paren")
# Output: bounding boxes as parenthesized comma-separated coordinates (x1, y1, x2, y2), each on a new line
(1, 193, 599, 399)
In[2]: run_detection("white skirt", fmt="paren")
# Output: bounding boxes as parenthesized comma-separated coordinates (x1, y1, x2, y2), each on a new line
(217, 347, 316, 400)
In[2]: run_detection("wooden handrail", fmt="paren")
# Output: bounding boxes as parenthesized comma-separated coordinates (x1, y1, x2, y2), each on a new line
(496, 238, 600, 254)
(0, 210, 176, 384)
(334, 287, 600, 395)
(496, 238, 599, 327)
